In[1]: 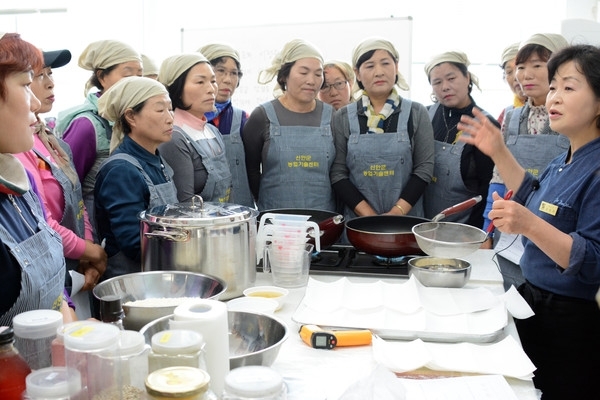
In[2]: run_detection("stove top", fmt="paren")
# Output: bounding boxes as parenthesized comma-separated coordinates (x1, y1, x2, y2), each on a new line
(308, 245, 418, 278)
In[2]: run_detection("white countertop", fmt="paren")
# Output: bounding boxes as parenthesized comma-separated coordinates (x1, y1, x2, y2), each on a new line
(252, 250, 540, 400)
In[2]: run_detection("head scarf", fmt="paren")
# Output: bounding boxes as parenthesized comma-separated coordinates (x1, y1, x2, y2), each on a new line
(519, 33, 569, 54)
(351, 37, 409, 91)
(78, 40, 141, 95)
(257, 39, 323, 95)
(198, 43, 240, 64)
(424, 50, 481, 91)
(323, 60, 355, 85)
(158, 53, 208, 87)
(141, 54, 159, 77)
(97, 76, 168, 153)
(500, 42, 520, 67)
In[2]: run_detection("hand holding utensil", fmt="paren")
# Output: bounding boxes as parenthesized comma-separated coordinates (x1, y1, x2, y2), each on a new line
(486, 189, 513, 236)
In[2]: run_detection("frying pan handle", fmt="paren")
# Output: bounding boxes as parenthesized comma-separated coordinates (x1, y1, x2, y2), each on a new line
(432, 195, 482, 222)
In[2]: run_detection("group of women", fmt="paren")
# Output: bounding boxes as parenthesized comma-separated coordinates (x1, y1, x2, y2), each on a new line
(1, 29, 599, 399)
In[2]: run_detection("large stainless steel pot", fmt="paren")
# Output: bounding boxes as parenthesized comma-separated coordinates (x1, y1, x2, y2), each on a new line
(139, 196, 259, 300)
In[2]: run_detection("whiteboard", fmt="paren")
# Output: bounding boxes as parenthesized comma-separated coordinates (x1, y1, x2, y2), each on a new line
(180, 17, 413, 112)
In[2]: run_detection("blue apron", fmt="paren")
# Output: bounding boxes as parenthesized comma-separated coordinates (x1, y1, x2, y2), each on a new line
(101, 153, 179, 280)
(345, 98, 421, 220)
(423, 103, 478, 223)
(0, 191, 65, 326)
(222, 107, 254, 208)
(257, 101, 335, 211)
(174, 125, 232, 203)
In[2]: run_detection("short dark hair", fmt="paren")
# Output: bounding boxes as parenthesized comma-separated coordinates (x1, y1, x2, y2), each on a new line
(276, 61, 294, 92)
(119, 101, 146, 135)
(547, 44, 600, 129)
(166, 62, 208, 111)
(516, 44, 552, 65)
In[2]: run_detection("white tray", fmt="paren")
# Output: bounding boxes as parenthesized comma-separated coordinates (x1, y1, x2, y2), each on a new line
(291, 277, 508, 343)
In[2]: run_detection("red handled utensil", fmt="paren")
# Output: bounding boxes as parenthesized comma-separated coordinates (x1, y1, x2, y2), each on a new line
(486, 189, 514, 236)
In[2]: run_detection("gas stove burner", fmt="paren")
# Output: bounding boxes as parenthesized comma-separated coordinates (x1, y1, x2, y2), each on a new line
(372, 255, 414, 266)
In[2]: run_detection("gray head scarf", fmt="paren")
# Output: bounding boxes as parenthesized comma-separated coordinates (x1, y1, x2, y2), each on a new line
(352, 37, 409, 92)
(98, 76, 169, 153)
(424, 50, 481, 91)
(158, 53, 209, 87)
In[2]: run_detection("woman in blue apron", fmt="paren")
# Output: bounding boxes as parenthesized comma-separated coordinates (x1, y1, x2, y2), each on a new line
(423, 51, 498, 227)
(244, 39, 336, 212)
(94, 77, 178, 281)
(15, 49, 107, 301)
(458, 43, 600, 400)
(200, 43, 254, 208)
(484, 33, 569, 291)
(330, 37, 434, 223)
(158, 53, 233, 204)
(0, 33, 67, 326)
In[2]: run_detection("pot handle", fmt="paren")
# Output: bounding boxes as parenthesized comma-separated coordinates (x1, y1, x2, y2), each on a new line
(144, 229, 190, 242)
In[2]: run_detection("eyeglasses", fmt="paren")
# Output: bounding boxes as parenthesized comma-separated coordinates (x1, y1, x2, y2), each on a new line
(320, 80, 348, 93)
(215, 67, 243, 79)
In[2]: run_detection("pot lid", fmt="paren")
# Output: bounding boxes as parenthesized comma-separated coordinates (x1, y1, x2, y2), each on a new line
(139, 196, 258, 227)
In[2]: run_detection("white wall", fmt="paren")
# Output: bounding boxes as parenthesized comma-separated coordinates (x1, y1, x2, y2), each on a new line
(1, 0, 586, 121)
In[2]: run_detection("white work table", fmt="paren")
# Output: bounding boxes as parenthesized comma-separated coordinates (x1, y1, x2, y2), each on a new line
(253, 249, 540, 400)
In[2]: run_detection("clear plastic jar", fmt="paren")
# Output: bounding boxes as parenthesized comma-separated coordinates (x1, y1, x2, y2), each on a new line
(51, 321, 87, 367)
(148, 329, 206, 373)
(23, 366, 83, 400)
(222, 366, 287, 400)
(13, 309, 63, 370)
(145, 366, 217, 400)
(114, 330, 149, 396)
(63, 321, 120, 400)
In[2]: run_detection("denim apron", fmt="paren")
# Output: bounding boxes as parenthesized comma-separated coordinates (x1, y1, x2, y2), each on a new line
(257, 101, 335, 211)
(495, 106, 570, 291)
(101, 153, 179, 280)
(33, 142, 86, 272)
(174, 125, 232, 203)
(345, 98, 421, 220)
(0, 191, 65, 326)
(222, 107, 254, 208)
(423, 103, 478, 223)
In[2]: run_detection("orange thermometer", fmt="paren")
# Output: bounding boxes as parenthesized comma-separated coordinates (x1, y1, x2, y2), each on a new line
(299, 324, 372, 349)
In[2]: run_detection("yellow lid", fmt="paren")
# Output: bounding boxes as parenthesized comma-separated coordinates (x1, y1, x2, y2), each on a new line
(145, 366, 209, 398)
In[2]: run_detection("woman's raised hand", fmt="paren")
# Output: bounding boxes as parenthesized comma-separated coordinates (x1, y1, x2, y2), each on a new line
(457, 107, 506, 158)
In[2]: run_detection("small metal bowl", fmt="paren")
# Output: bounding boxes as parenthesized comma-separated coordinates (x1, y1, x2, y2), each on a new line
(93, 271, 227, 331)
(140, 311, 288, 369)
(408, 256, 471, 288)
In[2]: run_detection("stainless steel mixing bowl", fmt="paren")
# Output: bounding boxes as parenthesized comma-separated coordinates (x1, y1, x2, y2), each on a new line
(93, 271, 227, 331)
(408, 256, 471, 288)
(140, 311, 288, 369)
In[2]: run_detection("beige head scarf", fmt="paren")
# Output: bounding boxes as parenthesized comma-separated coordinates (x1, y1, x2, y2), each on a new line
(158, 53, 209, 87)
(519, 33, 569, 54)
(141, 54, 159, 77)
(258, 39, 323, 96)
(500, 43, 520, 67)
(424, 50, 481, 91)
(98, 76, 169, 153)
(78, 40, 141, 95)
(352, 37, 409, 92)
(198, 43, 240, 64)
(324, 60, 355, 85)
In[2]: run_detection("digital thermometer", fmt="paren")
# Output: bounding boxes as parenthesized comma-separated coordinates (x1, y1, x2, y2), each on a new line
(299, 324, 372, 349)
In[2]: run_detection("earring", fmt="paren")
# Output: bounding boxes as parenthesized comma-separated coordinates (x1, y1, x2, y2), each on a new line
(430, 93, 438, 103)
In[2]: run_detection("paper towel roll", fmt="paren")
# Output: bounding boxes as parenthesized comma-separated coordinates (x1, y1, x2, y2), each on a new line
(171, 299, 229, 395)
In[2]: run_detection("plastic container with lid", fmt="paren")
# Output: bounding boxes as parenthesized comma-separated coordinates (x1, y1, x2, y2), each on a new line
(222, 366, 287, 400)
(13, 309, 63, 370)
(63, 320, 120, 399)
(145, 366, 217, 400)
(23, 366, 83, 400)
(0, 326, 32, 400)
(148, 329, 206, 373)
(51, 321, 87, 367)
(115, 330, 149, 394)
